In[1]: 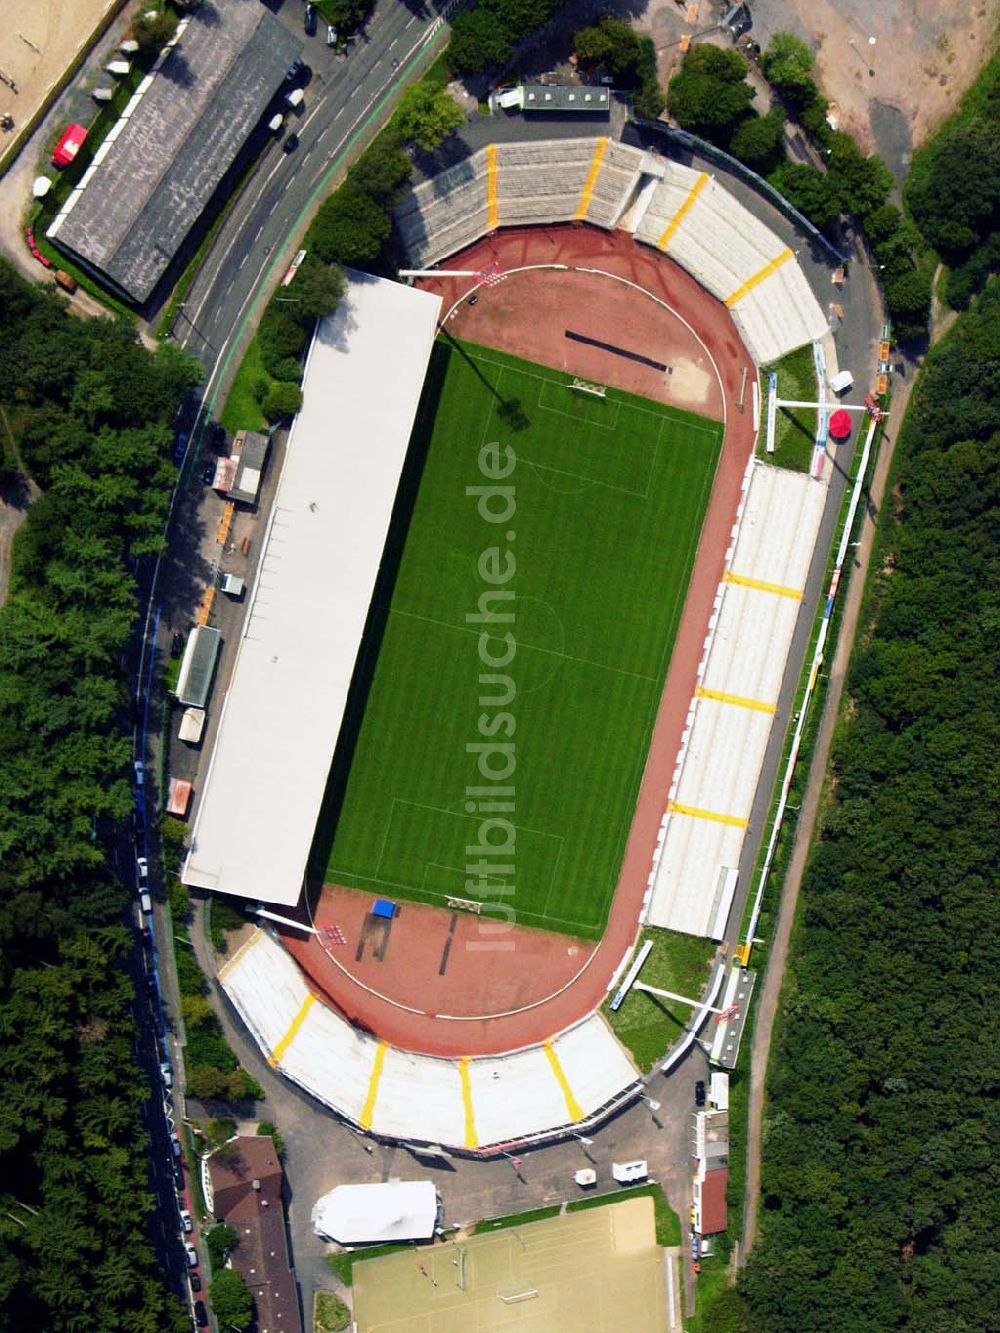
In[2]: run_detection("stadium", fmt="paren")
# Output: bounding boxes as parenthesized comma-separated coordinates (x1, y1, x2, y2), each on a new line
(186, 136, 843, 1151)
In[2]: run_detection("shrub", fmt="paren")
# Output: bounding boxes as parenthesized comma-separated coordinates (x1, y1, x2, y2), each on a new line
(667, 45, 756, 145)
(262, 382, 303, 422)
(308, 187, 391, 267)
(730, 107, 786, 173)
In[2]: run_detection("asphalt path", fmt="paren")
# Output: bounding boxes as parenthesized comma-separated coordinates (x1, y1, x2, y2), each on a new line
(173, 0, 453, 408)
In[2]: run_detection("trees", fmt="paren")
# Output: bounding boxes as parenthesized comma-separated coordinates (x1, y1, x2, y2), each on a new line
(760, 33, 817, 112)
(262, 382, 303, 423)
(390, 83, 464, 153)
(905, 120, 1000, 255)
(346, 138, 413, 206)
(729, 107, 786, 173)
(286, 259, 346, 320)
(574, 16, 664, 119)
(309, 187, 391, 267)
(448, 0, 557, 75)
(666, 45, 756, 145)
(209, 1268, 253, 1331)
(206, 1224, 238, 1271)
(741, 281, 1000, 1330)
(769, 162, 840, 229)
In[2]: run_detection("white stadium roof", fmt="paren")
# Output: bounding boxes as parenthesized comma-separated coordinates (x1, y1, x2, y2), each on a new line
(183, 272, 441, 904)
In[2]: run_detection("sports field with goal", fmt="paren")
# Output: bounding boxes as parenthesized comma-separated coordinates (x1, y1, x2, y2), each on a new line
(316, 339, 722, 939)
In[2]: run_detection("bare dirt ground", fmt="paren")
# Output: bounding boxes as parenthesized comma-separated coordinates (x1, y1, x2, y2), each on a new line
(636, 0, 1000, 169)
(0, 0, 121, 147)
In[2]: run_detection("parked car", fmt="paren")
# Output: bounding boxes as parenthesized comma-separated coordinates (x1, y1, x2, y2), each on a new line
(136, 855, 148, 883)
(172, 431, 188, 463)
(283, 132, 300, 153)
(159, 1060, 173, 1090)
(325, 24, 337, 45)
(139, 890, 152, 916)
(285, 87, 304, 110)
(171, 1134, 183, 1161)
(189, 1271, 202, 1293)
(695, 1079, 706, 1107)
(194, 1299, 208, 1327)
(304, 3, 317, 35)
(171, 629, 184, 658)
(133, 759, 145, 785)
(179, 1208, 193, 1233)
(284, 57, 303, 83)
(183, 1242, 198, 1268)
(202, 462, 216, 486)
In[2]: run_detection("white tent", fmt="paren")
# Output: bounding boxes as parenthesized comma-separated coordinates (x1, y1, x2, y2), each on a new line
(312, 1181, 438, 1244)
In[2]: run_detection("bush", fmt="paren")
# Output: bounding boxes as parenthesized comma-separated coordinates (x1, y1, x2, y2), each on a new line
(944, 234, 1000, 310)
(308, 187, 391, 267)
(730, 107, 786, 173)
(346, 139, 413, 205)
(769, 162, 840, 230)
(209, 1267, 253, 1331)
(256, 1120, 286, 1157)
(132, 8, 178, 56)
(761, 33, 818, 113)
(316, 1291, 352, 1333)
(667, 45, 756, 145)
(262, 382, 303, 422)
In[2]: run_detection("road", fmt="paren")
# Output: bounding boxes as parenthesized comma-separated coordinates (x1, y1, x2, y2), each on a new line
(170, 0, 453, 409)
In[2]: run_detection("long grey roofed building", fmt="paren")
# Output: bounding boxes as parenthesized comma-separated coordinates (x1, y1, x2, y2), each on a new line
(47, 0, 299, 303)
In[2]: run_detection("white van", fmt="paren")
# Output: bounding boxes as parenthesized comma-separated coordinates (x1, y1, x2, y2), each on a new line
(285, 87, 304, 110)
(140, 890, 152, 915)
(268, 113, 284, 133)
(829, 369, 854, 394)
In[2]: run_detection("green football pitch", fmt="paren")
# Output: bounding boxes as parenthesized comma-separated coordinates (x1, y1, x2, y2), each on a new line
(315, 340, 723, 939)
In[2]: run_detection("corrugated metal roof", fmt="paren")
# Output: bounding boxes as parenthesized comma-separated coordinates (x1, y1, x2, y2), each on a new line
(47, 0, 299, 302)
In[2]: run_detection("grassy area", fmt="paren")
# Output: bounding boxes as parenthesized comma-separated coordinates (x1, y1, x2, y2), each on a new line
(314, 1290, 351, 1333)
(567, 1183, 681, 1246)
(325, 1244, 410, 1286)
(604, 927, 716, 1071)
(755, 344, 818, 472)
(315, 340, 722, 938)
(472, 1205, 561, 1234)
(219, 336, 269, 432)
(684, 1255, 734, 1331)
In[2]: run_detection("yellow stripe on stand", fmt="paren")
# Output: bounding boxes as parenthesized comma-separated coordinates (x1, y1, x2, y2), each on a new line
(359, 1041, 388, 1130)
(725, 247, 793, 307)
(695, 686, 776, 715)
(575, 137, 609, 220)
(723, 569, 803, 600)
(486, 144, 499, 230)
(270, 993, 316, 1067)
(459, 1058, 478, 1149)
(217, 926, 264, 982)
(657, 172, 708, 250)
(667, 801, 749, 830)
(544, 1041, 584, 1122)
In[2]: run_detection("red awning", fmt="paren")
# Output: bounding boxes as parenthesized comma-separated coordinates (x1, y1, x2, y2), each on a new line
(52, 124, 87, 168)
(829, 409, 853, 440)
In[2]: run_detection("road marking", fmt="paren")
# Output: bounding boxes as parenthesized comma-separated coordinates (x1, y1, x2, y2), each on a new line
(459, 1058, 478, 1149)
(270, 993, 315, 1066)
(359, 1041, 388, 1130)
(543, 1040, 584, 1122)
(657, 171, 708, 251)
(253, 224, 264, 243)
(667, 800, 749, 829)
(726, 248, 793, 307)
(238, 252, 248, 269)
(575, 136, 608, 221)
(723, 569, 803, 600)
(223, 279, 234, 300)
(695, 685, 776, 715)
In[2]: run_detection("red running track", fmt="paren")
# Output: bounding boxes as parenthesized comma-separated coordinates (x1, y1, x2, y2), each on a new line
(280, 226, 756, 1057)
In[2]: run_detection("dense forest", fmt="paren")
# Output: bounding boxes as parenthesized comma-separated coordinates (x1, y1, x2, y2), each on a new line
(0, 260, 198, 1330)
(740, 281, 1000, 1329)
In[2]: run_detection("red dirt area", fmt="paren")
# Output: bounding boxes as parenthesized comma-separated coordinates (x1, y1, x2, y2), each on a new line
(279, 225, 756, 1058)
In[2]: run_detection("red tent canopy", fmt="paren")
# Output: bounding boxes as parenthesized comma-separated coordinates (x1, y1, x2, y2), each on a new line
(52, 124, 87, 168)
(828, 408, 853, 441)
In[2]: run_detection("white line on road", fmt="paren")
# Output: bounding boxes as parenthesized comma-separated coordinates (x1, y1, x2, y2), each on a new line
(238, 252, 248, 270)
(253, 224, 264, 243)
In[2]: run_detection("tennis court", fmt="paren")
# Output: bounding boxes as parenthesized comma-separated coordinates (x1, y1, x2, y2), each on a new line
(315, 339, 722, 939)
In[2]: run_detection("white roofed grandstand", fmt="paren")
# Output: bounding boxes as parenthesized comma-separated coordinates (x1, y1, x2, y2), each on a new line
(394, 137, 646, 267)
(646, 463, 827, 938)
(182, 273, 441, 906)
(394, 139, 828, 364)
(220, 929, 641, 1149)
(632, 161, 828, 365)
